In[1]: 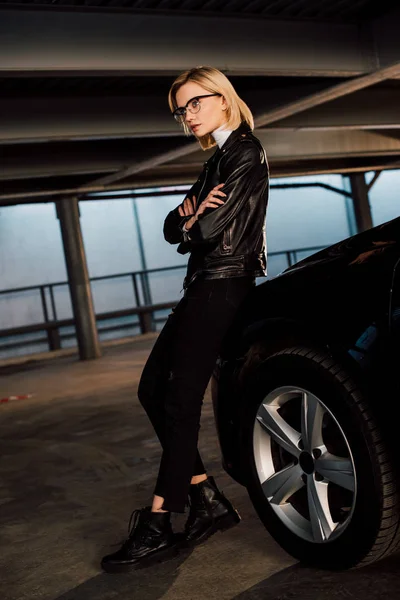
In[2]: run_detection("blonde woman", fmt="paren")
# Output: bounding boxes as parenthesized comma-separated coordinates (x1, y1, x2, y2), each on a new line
(102, 66, 269, 573)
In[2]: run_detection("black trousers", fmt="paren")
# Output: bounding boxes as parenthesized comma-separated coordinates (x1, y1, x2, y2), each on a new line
(137, 275, 255, 513)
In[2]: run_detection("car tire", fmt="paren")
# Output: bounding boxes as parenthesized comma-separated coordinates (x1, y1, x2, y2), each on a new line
(240, 345, 400, 569)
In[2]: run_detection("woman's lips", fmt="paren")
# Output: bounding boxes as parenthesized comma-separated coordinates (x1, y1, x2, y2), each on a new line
(191, 124, 200, 132)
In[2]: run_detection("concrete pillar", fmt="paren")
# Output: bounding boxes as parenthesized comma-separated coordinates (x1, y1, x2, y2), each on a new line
(349, 173, 373, 233)
(56, 197, 101, 360)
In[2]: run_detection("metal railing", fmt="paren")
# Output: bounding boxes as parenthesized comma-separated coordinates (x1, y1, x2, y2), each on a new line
(0, 245, 325, 356)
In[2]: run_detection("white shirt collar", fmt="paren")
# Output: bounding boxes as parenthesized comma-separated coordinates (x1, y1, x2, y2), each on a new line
(212, 124, 233, 149)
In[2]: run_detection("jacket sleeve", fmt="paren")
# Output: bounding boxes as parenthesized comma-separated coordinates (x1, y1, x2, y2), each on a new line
(186, 143, 268, 244)
(163, 206, 192, 245)
(163, 178, 201, 244)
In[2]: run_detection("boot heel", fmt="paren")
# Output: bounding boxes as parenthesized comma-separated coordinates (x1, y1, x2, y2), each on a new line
(217, 509, 241, 532)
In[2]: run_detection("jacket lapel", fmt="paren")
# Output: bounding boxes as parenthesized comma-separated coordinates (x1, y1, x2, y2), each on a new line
(220, 121, 252, 153)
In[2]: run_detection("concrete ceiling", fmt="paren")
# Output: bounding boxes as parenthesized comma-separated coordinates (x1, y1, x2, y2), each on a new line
(1, 1, 400, 204)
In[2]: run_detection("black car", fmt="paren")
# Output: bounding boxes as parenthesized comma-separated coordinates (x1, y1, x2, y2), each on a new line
(212, 215, 400, 570)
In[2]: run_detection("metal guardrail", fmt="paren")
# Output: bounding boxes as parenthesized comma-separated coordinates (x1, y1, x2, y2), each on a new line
(0, 245, 325, 355)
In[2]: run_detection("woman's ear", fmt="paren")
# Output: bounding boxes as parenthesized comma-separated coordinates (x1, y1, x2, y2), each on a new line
(221, 95, 227, 111)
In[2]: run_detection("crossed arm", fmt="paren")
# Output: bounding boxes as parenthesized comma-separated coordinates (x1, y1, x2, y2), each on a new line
(163, 144, 266, 245)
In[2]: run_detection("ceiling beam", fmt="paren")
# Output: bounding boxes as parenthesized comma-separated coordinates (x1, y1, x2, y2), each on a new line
(2, 157, 400, 206)
(372, 7, 400, 68)
(252, 60, 400, 128)
(0, 8, 372, 77)
(3, 129, 400, 182)
(81, 59, 400, 191)
(2, 129, 400, 200)
(1, 87, 400, 144)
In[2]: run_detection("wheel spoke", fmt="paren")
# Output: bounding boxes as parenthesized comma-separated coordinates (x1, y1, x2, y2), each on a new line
(254, 386, 357, 545)
(301, 391, 325, 453)
(262, 463, 304, 505)
(316, 453, 355, 492)
(257, 404, 301, 458)
(307, 476, 336, 542)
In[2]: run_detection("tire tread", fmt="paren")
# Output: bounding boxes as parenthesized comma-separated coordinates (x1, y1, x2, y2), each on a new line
(252, 345, 400, 568)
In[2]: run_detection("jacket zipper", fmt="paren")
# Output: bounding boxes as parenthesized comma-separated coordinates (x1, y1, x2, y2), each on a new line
(184, 272, 200, 289)
(222, 227, 232, 252)
(197, 163, 209, 206)
(183, 162, 209, 290)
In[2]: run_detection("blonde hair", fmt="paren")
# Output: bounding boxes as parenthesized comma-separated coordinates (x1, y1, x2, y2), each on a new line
(168, 66, 254, 151)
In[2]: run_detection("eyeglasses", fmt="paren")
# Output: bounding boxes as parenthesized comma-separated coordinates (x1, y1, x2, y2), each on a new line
(172, 94, 222, 123)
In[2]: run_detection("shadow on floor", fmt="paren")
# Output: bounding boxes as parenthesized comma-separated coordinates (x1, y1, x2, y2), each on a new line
(51, 550, 400, 600)
(53, 550, 195, 600)
(232, 553, 400, 600)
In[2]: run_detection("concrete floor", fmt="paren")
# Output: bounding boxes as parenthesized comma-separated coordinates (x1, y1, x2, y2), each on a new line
(1, 338, 400, 600)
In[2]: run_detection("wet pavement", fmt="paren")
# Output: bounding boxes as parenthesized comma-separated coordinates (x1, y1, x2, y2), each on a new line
(1, 338, 400, 600)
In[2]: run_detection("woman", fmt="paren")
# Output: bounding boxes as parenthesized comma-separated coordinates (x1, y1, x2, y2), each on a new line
(101, 66, 269, 573)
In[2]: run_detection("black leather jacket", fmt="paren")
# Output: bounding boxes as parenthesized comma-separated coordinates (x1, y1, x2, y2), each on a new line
(163, 121, 269, 289)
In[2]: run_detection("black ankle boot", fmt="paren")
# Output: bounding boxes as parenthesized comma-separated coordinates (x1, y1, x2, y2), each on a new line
(101, 506, 179, 573)
(180, 476, 241, 548)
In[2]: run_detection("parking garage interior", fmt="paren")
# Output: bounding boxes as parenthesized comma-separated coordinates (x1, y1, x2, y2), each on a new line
(1, 1, 400, 598)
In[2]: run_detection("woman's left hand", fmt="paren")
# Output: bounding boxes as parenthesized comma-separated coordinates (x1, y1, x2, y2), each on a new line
(178, 195, 197, 217)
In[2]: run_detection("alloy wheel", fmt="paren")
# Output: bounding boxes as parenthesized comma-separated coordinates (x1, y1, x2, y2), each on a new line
(253, 386, 356, 543)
